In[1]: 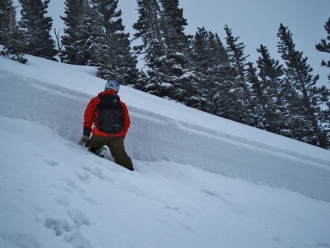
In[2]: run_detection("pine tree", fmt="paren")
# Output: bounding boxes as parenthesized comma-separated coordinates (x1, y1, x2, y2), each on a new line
(190, 27, 213, 111)
(191, 28, 236, 116)
(90, 0, 139, 85)
(60, 0, 84, 63)
(247, 44, 296, 135)
(18, 0, 57, 60)
(316, 17, 330, 82)
(77, 5, 104, 65)
(61, 0, 103, 65)
(224, 25, 253, 124)
(278, 23, 330, 148)
(191, 27, 210, 71)
(246, 62, 265, 129)
(0, 1, 28, 63)
(133, 0, 197, 104)
(133, 0, 162, 57)
(0, 0, 16, 45)
(156, 0, 196, 104)
(132, 0, 167, 95)
(315, 18, 330, 145)
(1, 26, 28, 63)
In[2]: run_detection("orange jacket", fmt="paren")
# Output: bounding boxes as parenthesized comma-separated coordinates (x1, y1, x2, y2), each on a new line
(83, 90, 131, 137)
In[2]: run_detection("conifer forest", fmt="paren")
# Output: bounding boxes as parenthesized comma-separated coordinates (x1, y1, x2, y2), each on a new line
(1, 0, 330, 149)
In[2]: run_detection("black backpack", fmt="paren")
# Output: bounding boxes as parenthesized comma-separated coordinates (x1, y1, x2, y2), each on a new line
(96, 94, 124, 134)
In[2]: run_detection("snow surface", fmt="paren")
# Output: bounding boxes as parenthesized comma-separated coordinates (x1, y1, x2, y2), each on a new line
(0, 54, 330, 248)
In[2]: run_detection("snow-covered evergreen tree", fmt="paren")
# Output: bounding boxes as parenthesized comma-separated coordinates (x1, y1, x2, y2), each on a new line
(315, 17, 330, 141)
(75, 6, 104, 65)
(61, 0, 103, 65)
(278, 23, 330, 148)
(0, 0, 16, 45)
(18, 0, 57, 60)
(247, 45, 294, 136)
(133, 0, 196, 105)
(90, 0, 139, 85)
(224, 25, 253, 124)
(1, 25, 27, 63)
(316, 17, 330, 82)
(133, 0, 167, 95)
(133, 0, 162, 60)
(190, 27, 213, 111)
(245, 62, 265, 128)
(156, 0, 196, 104)
(60, 0, 83, 64)
(190, 27, 237, 116)
(0, 0, 28, 63)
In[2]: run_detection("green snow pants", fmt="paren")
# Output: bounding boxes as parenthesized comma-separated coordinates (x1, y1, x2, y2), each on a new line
(86, 135, 133, 171)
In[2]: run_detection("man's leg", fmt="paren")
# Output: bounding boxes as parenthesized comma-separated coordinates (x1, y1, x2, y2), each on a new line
(107, 137, 134, 171)
(85, 135, 108, 157)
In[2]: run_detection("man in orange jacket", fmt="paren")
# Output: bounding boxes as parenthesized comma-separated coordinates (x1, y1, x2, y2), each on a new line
(79, 80, 134, 171)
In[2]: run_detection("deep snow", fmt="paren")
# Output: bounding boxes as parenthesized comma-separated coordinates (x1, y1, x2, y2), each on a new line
(0, 54, 330, 248)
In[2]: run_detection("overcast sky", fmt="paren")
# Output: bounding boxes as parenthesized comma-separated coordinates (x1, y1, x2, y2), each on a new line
(14, 0, 330, 87)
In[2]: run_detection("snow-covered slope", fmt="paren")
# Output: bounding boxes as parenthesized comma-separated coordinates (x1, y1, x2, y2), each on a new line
(0, 54, 330, 248)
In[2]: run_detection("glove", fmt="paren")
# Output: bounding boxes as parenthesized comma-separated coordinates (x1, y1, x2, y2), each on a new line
(83, 127, 91, 136)
(79, 128, 91, 145)
(79, 135, 89, 146)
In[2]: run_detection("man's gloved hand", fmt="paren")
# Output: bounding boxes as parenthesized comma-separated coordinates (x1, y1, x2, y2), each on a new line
(79, 135, 89, 146)
(79, 128, 91, 146)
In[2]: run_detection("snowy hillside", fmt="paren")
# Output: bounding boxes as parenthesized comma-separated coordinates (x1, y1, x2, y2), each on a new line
(0, 54, 330, 248)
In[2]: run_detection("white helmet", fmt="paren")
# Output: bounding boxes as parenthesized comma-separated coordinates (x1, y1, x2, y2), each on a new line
(105, 80, 120, 93)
